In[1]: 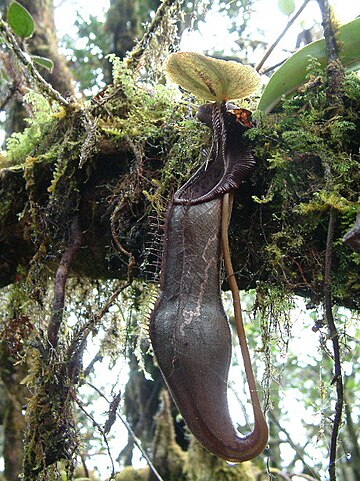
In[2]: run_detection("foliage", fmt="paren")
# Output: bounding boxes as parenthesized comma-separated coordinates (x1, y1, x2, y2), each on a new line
(277, 0, 296, 17)
(258, 17, 360, 112)
(7, 1, 35, 38)
(5, 1, 54, 75)
(5, 91, 56, 165)
(61, 13, 111, 95)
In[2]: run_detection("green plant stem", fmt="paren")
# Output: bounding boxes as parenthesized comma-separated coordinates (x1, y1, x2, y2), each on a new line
(0, 19, 70, 108)
(256, 0, 310, 72)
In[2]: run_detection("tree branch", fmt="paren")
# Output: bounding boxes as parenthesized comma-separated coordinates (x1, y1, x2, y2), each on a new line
(317, 0, 340, 62)
(343, 210, 360, 252)
(47, 215, 82, 347)
(74, 395, 115, 477)
(86, 382, 165, 481)
(0, 19, 70, 108)
(324, 208, 344, 481)
(316, 0, 345, 115)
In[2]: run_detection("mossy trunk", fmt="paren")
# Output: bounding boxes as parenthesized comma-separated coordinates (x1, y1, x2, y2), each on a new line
(0, 343, 29, 481)
(104, 0, 161, 82)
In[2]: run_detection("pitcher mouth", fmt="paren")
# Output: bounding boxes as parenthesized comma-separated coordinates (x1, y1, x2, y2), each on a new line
(173, 102, 255, 205)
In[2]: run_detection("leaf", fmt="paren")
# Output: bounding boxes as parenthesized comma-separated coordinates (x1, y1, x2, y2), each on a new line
(31, 55, 54, 72)
(165, 52, 261, 102)
(278, 0, 296, 16)
(258, 17, 360, 113)
(7, 1, 35, 38)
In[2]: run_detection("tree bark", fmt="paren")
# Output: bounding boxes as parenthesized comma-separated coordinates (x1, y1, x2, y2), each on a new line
(0, 343, 29, 481)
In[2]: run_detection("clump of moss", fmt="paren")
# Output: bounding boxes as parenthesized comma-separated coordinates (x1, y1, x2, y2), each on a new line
(246, 65, 360, 308)
(99, 56, 209, 189)
(5, 92, 58, 166)
(185, 439, 260, 481)
(115, 467, 149, 481)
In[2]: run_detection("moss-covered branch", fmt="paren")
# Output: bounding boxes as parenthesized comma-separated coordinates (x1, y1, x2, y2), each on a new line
(0, 19, 70, 108)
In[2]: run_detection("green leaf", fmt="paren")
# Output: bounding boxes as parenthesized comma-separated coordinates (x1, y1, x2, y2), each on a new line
(32, 55, 54, 72)
(258, 17, 360, 113)
(7, 1, 35, 38)
(278, 0, 295, 16)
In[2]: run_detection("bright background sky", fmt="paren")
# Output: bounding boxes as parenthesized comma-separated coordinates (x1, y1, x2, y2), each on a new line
(55, 0, 360, 68)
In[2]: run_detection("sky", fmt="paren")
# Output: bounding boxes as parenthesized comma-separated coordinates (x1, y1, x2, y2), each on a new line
(55, 0, 360, 68)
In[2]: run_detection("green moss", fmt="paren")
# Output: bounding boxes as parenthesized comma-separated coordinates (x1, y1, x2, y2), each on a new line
(247, 66, 360, 308)
(6, 92, 57, 165)
(114, 467, 149, 481)
(185, 440, 260, 481)
(100, 57, 209, 168)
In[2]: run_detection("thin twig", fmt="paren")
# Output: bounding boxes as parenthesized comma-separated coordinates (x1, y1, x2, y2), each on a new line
(104, 392, 122, 435)
(47, 215, 82, 347)
(256, 0, 311, 72)
(75, 396, 115, 477)
(315, 2, 345, 480)
(83, 351, 104, 379)
(0, 84, 18, 111)
(290, 475, 323, 481)
(261, 57, 287, 76)
(86, 382, 165, 481)
(324, 208, 343, 481)
(257, 469, 292, 481)
(110, 204, 136, 282)
(0, 19, 70, 108)
(268, 411, 319, 479)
